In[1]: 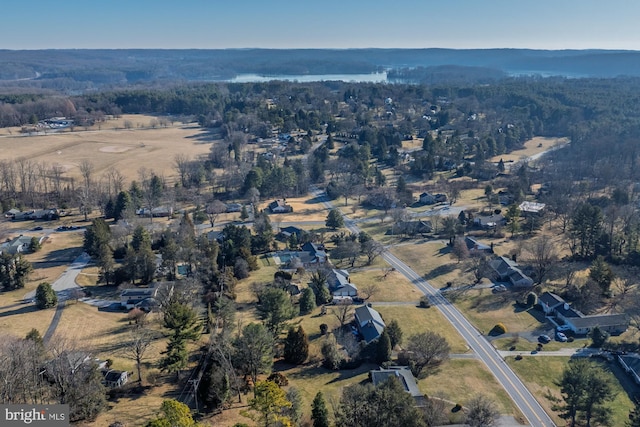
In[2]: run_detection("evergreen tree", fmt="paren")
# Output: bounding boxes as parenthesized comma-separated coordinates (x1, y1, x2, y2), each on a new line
(375, 330, 392, 364)
(283, 326, 309, 365)
(299, 287, 316, 315)
(311, 391, 330, 427)
(159, 300, 201, 377)
(386, 319, 403, 349)
(35, 282, 57, 309)
(326, 208, 344, 229)
(248, 381, 292, 427)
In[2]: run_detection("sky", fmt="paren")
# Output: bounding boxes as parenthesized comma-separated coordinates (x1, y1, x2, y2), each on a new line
(3, 0, 640, 50)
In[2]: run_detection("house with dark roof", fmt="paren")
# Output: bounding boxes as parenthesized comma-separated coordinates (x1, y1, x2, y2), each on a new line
(277, 226, 306, 242)
(396, 220, 432, 236)
(326, 269, 358, 297)
(370, 366, 424, 404)
(619, 354, 640, 385)
(268, 199, 292, 214)
(538, 291, 565, 315)
(539, 291, 628, 335)
(120, 287, 159, 309)
(301, 242, 327, 264)
(464, 237, 492, 254)
(354, 305, 385, 343)
(419, 192, 436, 205)
(489, 256, 533, 287)
(101, 369, 128, 388)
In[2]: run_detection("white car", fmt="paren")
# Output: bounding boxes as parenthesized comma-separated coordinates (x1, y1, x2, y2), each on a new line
(556, 332, 568, 342)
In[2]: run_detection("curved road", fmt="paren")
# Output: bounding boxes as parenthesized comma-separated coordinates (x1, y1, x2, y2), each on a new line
(311, 187, 555, 427)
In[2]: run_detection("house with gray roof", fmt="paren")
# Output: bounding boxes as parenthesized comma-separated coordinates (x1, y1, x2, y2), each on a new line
(489, 256, 533, 287)
(326, 269, 358, 297)
(0, 235, 45, 255)
(354, 305, 385, 343)
(539, 291, 628, 335)
(370, 366, 424, 404)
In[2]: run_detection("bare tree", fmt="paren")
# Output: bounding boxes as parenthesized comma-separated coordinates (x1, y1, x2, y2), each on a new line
(121, 327, 155, 384)
(362, 240, 384, 265)
(331, 301, 354, 329)
(525, 235, 559, 285)
(358, 282, 380, 301)
(206, 200, 228, 228)
(465, 395, 500, 427)
(174, 154, 190, 188)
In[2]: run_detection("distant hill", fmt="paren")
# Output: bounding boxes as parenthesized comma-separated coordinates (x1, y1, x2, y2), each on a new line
(0, 48, 638, 92)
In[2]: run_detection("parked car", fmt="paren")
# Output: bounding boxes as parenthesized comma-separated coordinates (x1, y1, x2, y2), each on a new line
(556, 325, 572, 332)
(32, 226, 43, 231)
(538, 334, 551, 344)
(556, 332, 568, 342)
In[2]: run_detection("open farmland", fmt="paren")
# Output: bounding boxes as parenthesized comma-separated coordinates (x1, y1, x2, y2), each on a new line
(0, 115, 217, 184)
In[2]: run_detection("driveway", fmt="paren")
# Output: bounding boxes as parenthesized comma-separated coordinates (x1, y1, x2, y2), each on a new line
(24, 252, 91, 302)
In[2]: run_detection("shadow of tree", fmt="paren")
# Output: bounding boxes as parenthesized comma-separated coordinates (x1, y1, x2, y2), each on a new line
(32, 247, 83, 268)
(0, 304, 39, 317)
(424, 263, 456, 280)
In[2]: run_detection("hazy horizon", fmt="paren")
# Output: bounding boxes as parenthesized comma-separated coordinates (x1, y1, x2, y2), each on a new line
(3, 0, 639, 51)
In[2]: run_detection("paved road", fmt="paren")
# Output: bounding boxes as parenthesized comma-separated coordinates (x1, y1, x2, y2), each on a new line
(24, 251, 90, 302)
(311, 186, 556, 427)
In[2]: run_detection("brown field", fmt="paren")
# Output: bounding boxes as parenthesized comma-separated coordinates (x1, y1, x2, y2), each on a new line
(0, 114, 216, 184)
(489, 136, 569, 164)
(373, 305, 469, 353)
(419, 359, 524, 421)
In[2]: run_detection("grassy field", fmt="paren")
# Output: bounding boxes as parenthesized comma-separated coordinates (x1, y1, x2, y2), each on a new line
(507, 356, 634, 427)
(489, 136, 570, 163)
(350, 268, 424, 302)
(0, 114, 215, 183)
(418, 358, 525, 422)
(373, 305, 469, 353)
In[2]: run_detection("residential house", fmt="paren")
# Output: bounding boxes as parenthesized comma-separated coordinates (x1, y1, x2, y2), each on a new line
(539, 291, 629, 335)
(120, 287, 159, 309)
(4, 208, 20, 219)
(354, 305, 386, 343)
(473, 213, 506, 229)
(225, 203, 243, 213)
(136, 206, 174, 217)
(464, 237, 493, 254)
(326, 269, 358, 297)
(277, 226, 306, 242)
(489, 256, 534, 287)
(0, 235, 45, 255)
(519, 201, 546, 216)
(301, 242, 327, 265)
(419, 192, 436, 205)
(370, 366, 424, 404)
(392, 220, 433, 236)
(538, 291, 565, 315)
(268, 199, 293, 214)
(14, 209, 59, 221)
(434, 194, 447, 203)
(498, 191, 515, 205)
(619, 354, 640, 385)
(101, 369, 128, 388)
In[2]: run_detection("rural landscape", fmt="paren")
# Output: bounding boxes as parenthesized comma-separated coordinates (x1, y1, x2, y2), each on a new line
(2, 48, 640, 427)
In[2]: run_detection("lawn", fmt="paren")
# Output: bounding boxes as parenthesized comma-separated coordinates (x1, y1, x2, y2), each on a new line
(418, 358, 525, 421)
(372, 305, 469, 353)
(390, 241, 472, 288)
(507, 356, 634, 427)
(452, 288, 548, 335)
(349, 268, 423, 302)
